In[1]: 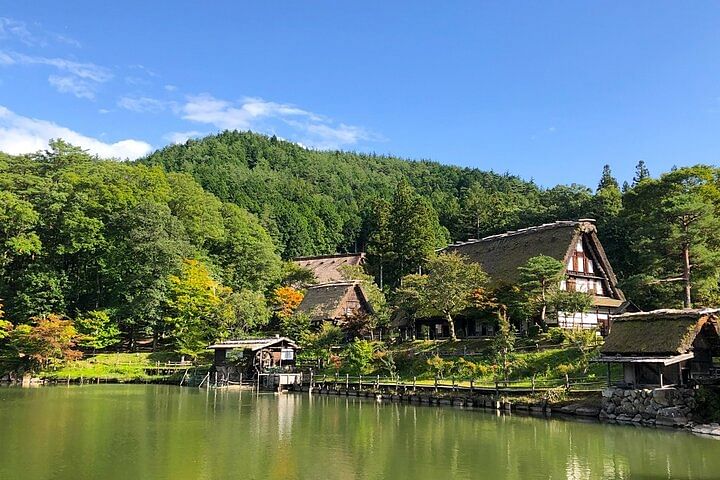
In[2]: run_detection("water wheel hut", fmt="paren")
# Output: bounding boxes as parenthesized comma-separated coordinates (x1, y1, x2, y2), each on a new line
(208, 336, 300, 389)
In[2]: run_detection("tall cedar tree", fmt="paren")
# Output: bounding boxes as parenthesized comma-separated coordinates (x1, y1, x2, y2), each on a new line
(622, 166, 720, 308)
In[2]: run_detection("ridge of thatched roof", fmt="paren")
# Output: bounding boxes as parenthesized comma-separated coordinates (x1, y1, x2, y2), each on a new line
(296, 281, 371, 323)
(293, 253, 366, 284)
(443, 220, 596, 284)
(601, 309, 720, 356)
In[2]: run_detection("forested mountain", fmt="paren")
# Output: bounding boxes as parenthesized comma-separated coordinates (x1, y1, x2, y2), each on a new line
(142, 131, 596, 259)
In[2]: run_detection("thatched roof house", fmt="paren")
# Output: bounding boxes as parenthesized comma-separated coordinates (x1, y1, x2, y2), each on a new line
(442, 219, 628, 333)
(598, 309, 720, 387)
(293, 253, 366, 284)
(296, 281, 373, 325)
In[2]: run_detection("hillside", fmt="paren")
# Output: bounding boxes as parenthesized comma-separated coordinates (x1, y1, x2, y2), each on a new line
(142, 131, 598, 259)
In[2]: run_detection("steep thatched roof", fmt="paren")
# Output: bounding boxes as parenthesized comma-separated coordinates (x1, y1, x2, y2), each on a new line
(296, 281, 371, 323)
(293, 253, 366, 284)
(442, 219, 624, 301)
(443, 221, 581, 284)
(601, 309, 720, 356)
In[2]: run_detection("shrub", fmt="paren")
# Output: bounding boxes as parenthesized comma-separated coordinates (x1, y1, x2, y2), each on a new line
(346, 339, 375, 375)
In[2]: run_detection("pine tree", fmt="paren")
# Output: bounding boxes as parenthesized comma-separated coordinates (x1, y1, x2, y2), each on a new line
(632, 160, 650, 186)
(597, 164, 619, 191)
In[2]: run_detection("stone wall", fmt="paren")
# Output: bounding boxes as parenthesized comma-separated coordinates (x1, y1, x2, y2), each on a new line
(600, 386, 696, 427)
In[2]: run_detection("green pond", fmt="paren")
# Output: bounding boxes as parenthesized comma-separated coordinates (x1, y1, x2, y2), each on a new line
(0, 385, 718, 480)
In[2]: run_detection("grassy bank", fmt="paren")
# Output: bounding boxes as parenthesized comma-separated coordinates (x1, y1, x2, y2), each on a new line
(312, 336, 620, 390)
(41, 352, 210, 383)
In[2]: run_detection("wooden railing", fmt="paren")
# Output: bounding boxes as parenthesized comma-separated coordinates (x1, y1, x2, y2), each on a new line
(302, 372, 612, 394)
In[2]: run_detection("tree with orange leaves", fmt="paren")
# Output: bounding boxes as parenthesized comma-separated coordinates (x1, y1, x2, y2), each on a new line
(272, 286, 304, 319)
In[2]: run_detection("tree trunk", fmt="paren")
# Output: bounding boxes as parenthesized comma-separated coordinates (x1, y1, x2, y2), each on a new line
(446, 313, 458, 341)
(683, 243, 692, 308)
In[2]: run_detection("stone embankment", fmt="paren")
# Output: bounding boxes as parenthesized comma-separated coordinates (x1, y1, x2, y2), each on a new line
(600, 386, 696, 427)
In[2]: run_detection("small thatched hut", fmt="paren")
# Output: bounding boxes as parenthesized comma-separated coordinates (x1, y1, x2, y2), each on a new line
(598, 309, 720, 387)
(295, 281, 373, 327)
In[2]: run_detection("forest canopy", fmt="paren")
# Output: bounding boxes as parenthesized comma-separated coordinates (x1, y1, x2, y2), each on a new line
(1, 131, 719, 355)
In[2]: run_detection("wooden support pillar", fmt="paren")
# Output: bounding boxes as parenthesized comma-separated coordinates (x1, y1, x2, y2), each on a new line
(606, 363, 611, 386)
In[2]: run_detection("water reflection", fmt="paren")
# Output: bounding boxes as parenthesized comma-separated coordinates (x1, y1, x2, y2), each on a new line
(0, 385, 718, 480)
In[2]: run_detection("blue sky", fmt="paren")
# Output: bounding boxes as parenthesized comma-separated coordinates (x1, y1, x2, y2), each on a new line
(1, 2, 719, 187)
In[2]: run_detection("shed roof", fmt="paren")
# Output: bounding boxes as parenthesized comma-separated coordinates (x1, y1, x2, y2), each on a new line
(293, 253, 366, 284)
(208, 337, 298, 351)
(601, 309, 720, 356)
(296, 281, 371, 322)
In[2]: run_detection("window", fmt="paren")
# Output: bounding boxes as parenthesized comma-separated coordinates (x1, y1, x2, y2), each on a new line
(281, 349, 294, 361)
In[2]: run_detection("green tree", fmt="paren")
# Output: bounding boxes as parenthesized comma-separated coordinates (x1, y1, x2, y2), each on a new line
(597, 164, 619, 191)
(632, 160, 651, 186)
(492, 308, 516, 383)
(225, 289, 271, 336)
(622, 166, 720, 308)
(399, 252, 488, 341)
(346, 339, 375, 374)
(75, 310, 121, 351)
(517, 255, 566, 329)
(164, 259, 234, 360)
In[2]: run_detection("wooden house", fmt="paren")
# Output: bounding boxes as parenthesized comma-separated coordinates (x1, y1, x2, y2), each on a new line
(598, 309, 720, 387)
(442, 219, 629, 334)
(293, 253, 366, 284)
(208, 337, 300, 388)
(295, 281, 373, 328)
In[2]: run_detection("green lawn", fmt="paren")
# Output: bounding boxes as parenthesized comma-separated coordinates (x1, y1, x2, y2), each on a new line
(43, 352, 210, 382)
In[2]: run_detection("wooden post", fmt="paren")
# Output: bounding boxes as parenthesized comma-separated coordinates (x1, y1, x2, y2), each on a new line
(531, 374, 536, 393)
(359, 375, 363, 390)
(434, 375, 438, 393)
(376, 374, 380, 389)
(565, 373, 570, 391)
(413, 376, 417, 392)
(346, 373, 349, 390)
(470, 378, 473, 393)
(310, 371, 314, 388)
(659, 365, 664, 388)
(606, 363, 611, 386)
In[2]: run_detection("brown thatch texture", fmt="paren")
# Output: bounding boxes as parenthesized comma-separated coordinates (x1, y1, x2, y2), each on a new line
(443, 221, 580, 284)
(293, 253, 365, 283)
(295, 282, 375, 323)
(601, 309, 720, 356)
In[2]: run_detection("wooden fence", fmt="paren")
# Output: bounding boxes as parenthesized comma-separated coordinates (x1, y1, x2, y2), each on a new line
(302, 371, 612, 395)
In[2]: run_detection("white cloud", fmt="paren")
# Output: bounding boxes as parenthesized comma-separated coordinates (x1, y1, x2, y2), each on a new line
(180, 94, 377, 149)
(163, 130, 204, 144)
(164, 84, 177, 92)
(117, 95, 172, 113)
(48, 75, 95, 99)
(301, 123, 375, 150)
(0, 18, 36, 46)
(7, 52, 112, 82)
(182, 94, 322, 130)
(0, 17, 80, 48)
(0, 105, 152, 160)
(0, 50, 112, 99)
